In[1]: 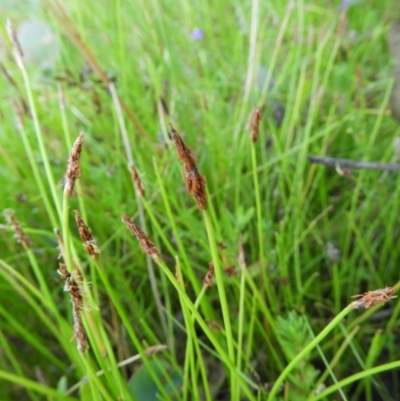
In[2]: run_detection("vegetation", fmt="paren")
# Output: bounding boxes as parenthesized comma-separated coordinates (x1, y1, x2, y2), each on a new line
(1, 0, 400, 400)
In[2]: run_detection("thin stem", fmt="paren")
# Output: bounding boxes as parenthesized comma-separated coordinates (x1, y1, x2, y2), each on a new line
(307, 360, 400, 401)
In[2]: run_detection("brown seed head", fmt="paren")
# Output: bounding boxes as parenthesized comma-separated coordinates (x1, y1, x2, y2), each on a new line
(74, 210, 100, 259)
(224, 266, 237, 276)
(351, 286, 397, 309)
(128, 163, 145, 197)
(121, 214, 160, 259)
(203, 262, 215, 288)
(57, 263, 70, 279)
(250, 108, 262, 143)
(64, 133, 84, 197)
(169, 124, 207, 211)
(59, 264, 88, 353)
(3, 209, 30, 248)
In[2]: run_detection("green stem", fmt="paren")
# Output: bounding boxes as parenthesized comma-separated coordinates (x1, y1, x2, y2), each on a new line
(307, 360, 400, 401)
(251, 142, 276, 312)
(203, 211, 235, 366)
(19, 64, 62, 220)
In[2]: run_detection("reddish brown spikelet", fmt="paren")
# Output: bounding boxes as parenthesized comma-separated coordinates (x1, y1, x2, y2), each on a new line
(57, 263, 70, 279)
(128, 163, 145, 197)
(64, 133, 84, 197)
(121, 214, 160, 259)
(250, 108, 262, 143)
(203, 262, 215, 288)
(169, 124, 208, 211)
(224, 266, 237, 276)
(74, 210, 100, 259)
(351, 287, 397, 309)
(58, 263, 88, 353)
(4, 209, 30, 248)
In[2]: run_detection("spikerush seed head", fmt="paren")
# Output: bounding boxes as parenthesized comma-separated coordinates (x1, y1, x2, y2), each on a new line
(351, 286, 397, 309)
(64, 133, 84, 197)
(203, 262, 215, 288)
(128, 163, 145, 197)
(169, 124, 208, 211)
(121, 214, 160, 259)
(59, 264, 89, 353)
(74, 210, 100, 259)
(184, 169, 207, 211)
(250, 108, 262, 143)
(3, 209, 30, 248)
(168, 124, 197, 171)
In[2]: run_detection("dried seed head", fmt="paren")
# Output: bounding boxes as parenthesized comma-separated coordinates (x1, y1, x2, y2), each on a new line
(128, 163, 145, 197)
(169, 124, 207, 211)
(224, 266, 237, 276)
(74, 210, 100, 259)
(64, 133, 84, 197)
(121, 214, 160, 259)
(57, 263, 70, 279)
(203, 262, 215, 288)
(351, 287, 397, 309)
(59, 264, 89, 353)
(6, 19, 23, 68)
(250, 108, 262, 143)
(3, 209, 30, 248)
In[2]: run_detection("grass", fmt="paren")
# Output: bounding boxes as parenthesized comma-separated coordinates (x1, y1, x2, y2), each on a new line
(1, 0, 400, 400)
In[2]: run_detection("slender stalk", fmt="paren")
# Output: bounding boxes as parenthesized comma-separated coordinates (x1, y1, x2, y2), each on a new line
(250, 142, 276, 312)
(307, 360, 400, 401)
(18, 63, 62, 220)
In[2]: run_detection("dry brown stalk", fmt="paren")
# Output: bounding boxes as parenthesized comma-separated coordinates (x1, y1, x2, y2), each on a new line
(74, 210, 100, 259)
(3, 209, 30, 248)
(64, 133, 84, 197)
(121, 214, 160, 259)
(169, 124, 207, 211)
(203, 262, 215, 288)
(128, 163, 145, 197)
(250, 108, 262, 143)
(351, 287, 397, 309)
(58, 263, 88, 353)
